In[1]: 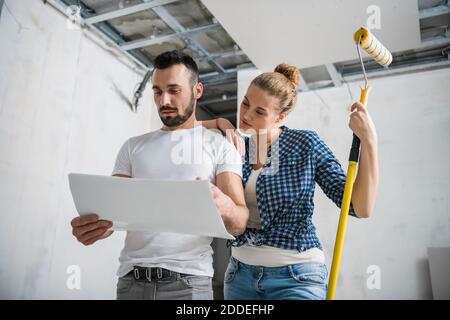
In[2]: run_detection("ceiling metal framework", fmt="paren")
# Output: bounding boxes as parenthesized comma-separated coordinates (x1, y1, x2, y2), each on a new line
(50, 0, 250, 73)
(45, 0, 250, 123)
(45, 0, 450, 121)
(83, 0, 178, 24)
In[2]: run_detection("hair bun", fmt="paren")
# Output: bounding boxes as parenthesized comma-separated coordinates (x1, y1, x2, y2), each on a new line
(274, 63, 300, 88)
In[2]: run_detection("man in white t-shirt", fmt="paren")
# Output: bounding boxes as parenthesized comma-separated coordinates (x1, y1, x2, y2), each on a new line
(70, 50, 249, 300)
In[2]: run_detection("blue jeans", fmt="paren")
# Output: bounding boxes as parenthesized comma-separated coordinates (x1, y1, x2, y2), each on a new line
(224, 256, 328, 300)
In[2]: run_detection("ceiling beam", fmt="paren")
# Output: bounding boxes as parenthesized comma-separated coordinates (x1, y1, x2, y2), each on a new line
(93, 19, 153, 66)
(152, 5, 226, 73)
(121, 23, 221, 50)
(297, 72, 309, 92)
(419, 4, 450, 20)
(197, 49, 245, 61)
(200, 63, 254, 81)
(421, 31, 450, 48)
(200, 72, 237, 86)
(84, 0, 179, 25)
(307, 80, 334, 90)
(325, 63, 343, 87)
(342, 60, 450, 82)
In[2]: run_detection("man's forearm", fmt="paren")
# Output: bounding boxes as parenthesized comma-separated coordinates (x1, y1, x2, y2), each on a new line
(222, 205, 249, 236)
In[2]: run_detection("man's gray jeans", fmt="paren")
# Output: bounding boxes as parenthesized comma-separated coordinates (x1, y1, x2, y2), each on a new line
(116, 271, 213, 300)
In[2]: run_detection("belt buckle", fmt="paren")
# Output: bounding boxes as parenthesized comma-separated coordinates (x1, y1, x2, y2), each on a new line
(133, 268, 140, 280)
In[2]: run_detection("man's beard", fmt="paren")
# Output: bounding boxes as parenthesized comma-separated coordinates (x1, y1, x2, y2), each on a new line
(159, 94, 196, 127)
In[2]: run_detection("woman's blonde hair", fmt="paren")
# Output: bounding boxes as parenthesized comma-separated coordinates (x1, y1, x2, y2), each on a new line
(250, 63, 300, 114)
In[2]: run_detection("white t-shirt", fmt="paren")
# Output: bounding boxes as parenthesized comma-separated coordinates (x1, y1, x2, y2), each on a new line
(111, 125, 242, 277)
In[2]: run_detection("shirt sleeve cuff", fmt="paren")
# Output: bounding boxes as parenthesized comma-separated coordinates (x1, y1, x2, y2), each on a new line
(216, 165, 243, 178)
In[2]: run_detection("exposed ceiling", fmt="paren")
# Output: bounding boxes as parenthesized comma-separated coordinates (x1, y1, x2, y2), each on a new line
(203, 0, 423, 69)
(203, 0, 449, 91)
(49, 0, 450, 123)
(52, 0, 253, 124)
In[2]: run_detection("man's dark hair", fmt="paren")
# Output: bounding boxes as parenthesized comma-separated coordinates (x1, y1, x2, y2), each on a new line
(153, 50, 199, 86)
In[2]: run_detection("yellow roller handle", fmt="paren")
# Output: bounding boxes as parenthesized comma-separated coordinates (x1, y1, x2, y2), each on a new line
(359, 86, 371, 105)
(326, 86, 370, 300)
(326, 162, 357, 300)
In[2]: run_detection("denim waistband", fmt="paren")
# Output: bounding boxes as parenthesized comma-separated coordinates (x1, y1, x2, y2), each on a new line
(230, 256, 327, 276)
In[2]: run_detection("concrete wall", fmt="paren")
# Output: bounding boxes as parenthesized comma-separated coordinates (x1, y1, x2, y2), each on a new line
(237, 67, 450, 299)
(0, 0, 153, 299)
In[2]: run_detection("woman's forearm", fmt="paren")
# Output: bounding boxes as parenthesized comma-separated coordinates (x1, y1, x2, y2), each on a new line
(351, 138, 379, 218)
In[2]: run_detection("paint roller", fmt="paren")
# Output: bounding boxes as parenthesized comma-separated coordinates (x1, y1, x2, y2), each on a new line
(326, 27, 392, 300)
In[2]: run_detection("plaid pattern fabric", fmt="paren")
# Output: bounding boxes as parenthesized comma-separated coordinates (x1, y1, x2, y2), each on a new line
(228, 126, 357, 252)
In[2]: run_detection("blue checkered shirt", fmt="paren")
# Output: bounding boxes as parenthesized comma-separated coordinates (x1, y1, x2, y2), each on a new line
(228, 126, 357, 251)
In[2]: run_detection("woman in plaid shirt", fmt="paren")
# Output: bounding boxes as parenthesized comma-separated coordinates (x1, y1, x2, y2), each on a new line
(203, 63, 378, 300)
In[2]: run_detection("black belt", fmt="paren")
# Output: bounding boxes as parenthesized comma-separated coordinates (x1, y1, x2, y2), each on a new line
(127, 266, 188, 281)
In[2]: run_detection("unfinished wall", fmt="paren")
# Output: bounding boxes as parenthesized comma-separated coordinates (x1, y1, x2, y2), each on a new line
(237, 67, 450, 299)
(1, 0, 448, 301)
(0, 0, 153, 299)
